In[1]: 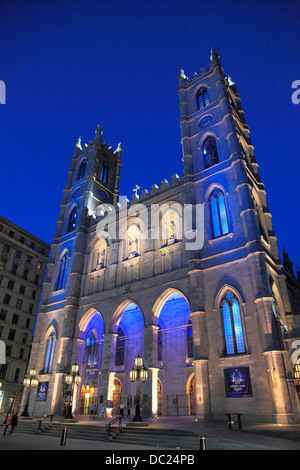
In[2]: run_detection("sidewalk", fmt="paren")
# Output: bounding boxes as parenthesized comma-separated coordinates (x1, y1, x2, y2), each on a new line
(1, 415, 300, 451)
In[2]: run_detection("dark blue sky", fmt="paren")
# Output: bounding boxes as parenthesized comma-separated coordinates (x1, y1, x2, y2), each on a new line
(1, 0, 299, 270)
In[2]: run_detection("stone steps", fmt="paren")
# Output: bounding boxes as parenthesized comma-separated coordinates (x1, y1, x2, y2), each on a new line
(16, 419, 199, 449)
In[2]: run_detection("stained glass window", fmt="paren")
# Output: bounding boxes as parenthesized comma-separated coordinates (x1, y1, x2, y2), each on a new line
(187, 319, 194, 358)
(221, 292, 245, 355)
(115, 326, 125, 366)
(198, 88, 209, 110)
(210, 189, 229, 238)
(78, 160, 86, 180)
(100, 162, 109, 184)
(44, 331, 56, 373)
(203, 136, 219, 169)
(68, 206, 78, 232)
(56, 252, 70, 290)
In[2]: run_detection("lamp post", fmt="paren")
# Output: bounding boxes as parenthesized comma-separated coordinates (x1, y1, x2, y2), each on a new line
(64, 364, 82, 419)
(129, 355, 148, 422)
(21, 368, 39, 416)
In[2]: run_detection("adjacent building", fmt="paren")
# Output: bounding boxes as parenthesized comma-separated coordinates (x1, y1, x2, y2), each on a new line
(0, 216, 50, 412)
(23, 50, 300, 423)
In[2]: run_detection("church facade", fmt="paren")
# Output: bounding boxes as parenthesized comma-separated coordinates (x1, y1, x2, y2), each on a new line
(23, 50, 300, 423)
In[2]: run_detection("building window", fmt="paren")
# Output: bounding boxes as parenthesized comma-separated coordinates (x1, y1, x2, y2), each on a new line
(56, 251, 70, 290)
(44, 331, 56, 373)
(68, 206, 78, 232)
(187, 319, 194, 358)
(12, 314, 19, 325)
(3, 294, 11, 305)
(8, 329, 16, 341)
(14, 368, 20, 382)
(7, 280, 14, 290)
(221, 292, 245, 355)
(209, 189, 229, 238)
(11, 264, 18, 275)
(16, 299, 22, 309)
(22, 333, 28, 344)
(19, 285, 26, 295)
(197, 88, 209, 110)
(78, 160, 86, 180)
(100, 162, 109, 184)
(0, 309, 7, 321)
(23, 269, 29, 280)
(115, 326, 125, 366)
(203, 135, 219, 169)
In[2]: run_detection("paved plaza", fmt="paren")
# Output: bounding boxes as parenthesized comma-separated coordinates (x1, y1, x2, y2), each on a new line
(1, 416, 300, 451)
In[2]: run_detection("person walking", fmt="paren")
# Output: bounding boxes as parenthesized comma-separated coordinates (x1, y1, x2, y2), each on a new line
(120, 402, 125, 418)
(10, 411, 18, 434)
(3, 414, 11, 436)
(90, 402, 96, 418)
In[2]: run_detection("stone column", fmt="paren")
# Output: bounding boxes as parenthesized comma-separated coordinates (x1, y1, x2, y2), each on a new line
(98, 332, 117, 417)
(142, 325, 158, 417)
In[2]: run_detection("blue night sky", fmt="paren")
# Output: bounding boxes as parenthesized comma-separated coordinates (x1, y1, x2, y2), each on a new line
(0, 0, 299, 269)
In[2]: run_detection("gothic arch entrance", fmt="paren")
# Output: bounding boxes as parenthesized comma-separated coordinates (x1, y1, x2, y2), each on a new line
(187, 373, 196, 416)
(80, 384, 95, 415)
(112, 378, 123, 415)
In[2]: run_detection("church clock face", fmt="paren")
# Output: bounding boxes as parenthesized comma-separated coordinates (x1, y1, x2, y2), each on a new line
(99, 190, 107, 201)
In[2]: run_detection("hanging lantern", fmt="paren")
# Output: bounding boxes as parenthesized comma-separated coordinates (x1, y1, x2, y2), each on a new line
(31, 377, 39, 388)
(72, 364, 79, 374)
(129, 368, 138, 382)
(23, 377, 31, 387)
(74, 374, 82, 385)
(29, 368, 37, 377)
(135, 355, 143, 368)
(65, 374, 73, 385)
(140, 367, 148, 382)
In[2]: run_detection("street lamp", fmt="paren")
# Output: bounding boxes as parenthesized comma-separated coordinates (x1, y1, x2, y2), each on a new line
(21, 368, 39, 416)
(64, 363, 82, 419)
(129, 355, 148, 422)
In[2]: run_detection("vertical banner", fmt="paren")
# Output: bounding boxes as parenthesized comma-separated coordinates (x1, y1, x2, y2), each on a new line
(85, 341, 99, 386)
(224, 367, 252, 398)
(36, 382, 49, 401)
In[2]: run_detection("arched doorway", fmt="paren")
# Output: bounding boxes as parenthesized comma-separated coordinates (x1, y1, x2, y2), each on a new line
(112, 378, 123, 415)
(187, 373, 196, 416)
(80, 384, 95, 415)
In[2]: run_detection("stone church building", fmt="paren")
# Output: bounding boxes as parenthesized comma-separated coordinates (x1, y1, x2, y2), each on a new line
(23, 50, 300, 423)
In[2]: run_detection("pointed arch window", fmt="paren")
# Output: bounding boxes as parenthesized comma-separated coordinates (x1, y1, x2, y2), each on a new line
(56, 251, 70, 290)
(209, 189, 229, 238)
(100, 162, 109, 184)
(187, 318, 194, 358)
(86, 331, 96, 346)
(203, 136, 219, 169)
(77, 160, 86, 180)
(221, 292, 245, 355)
(68, 206, 78, 232)
(197, 88, 209, 110)
(115, 326, 125, 366)
(44, 331, 56, 373)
